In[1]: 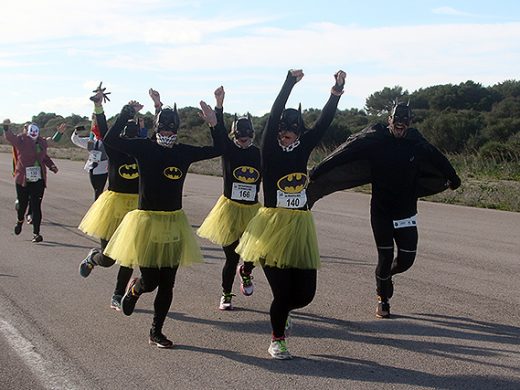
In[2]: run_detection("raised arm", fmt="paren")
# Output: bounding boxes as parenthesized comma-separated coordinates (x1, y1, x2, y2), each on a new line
(70, 127, 89, 149)
(90, 83, 110, 138)
(149, 88, 163, 116)
(262, 70, 303, 151)
(2, 119, 22, 148)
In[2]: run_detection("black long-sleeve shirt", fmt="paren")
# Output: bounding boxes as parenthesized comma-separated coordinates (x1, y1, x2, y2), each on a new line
(103, 108, 224, 211)
(261, 73, 341, 209)
(311, 123, 459, 219)
(95, 111, 139, 194)
(215, 108, 261, 205)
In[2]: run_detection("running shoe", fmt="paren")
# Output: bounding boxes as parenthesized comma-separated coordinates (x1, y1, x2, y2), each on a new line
(26, 214, 33, 224)
(110, 294, 123, 311)
(376, 296, 391, 319)
(32, 234, 43, 243)
(79, 248, 98, 278)
(121, 278, 139, 316)
(14, 221, 23, 235)
(149, 330, 174, 349)
(237, 265, 254, 296)
(268, 338, 293, 360)
(219, 293, 234, 310)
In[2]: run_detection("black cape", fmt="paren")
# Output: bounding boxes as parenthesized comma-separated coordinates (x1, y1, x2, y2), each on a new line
(307, 124, 450, 208)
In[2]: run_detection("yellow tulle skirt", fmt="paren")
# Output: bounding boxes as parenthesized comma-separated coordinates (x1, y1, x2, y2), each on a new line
(78, 190, 138, 241)
(103, 209, 203, 269)
(235, 207, 320, 269)
(197, 195, 261, 246)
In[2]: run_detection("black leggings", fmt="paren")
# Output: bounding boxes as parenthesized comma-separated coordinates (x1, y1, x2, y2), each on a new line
(222, 240, 254, 294)
(89, 171, 107, 200)
(371, 212, 418, 299)
(16, 180, 45, 235)
(92, 239, 133, 296)
(133, 267, 179, 333)
(263, 266, 317, 338)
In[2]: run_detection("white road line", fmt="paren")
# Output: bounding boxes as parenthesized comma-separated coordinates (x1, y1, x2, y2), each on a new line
(0, 318, 81, 390)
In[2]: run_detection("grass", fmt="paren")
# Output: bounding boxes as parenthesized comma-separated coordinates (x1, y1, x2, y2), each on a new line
(2, 144, 518, 212)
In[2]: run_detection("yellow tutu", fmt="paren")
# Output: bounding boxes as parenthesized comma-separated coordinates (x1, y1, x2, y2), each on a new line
(78, 190, 138, 241)
(197, 195, 261, 246)
(236, 207, 320, 269)
(104, 209, 203, 269)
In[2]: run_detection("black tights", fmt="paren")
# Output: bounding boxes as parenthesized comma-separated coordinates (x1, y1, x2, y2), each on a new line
(221, 240, 254, 294)
(16, 181, 45, 235)
(263, 266, 317, 338)
(371, 212, 418, 299)
(91, 239, 133, 296)
(133, 267, 179, 333)
(89, 171, 107, 200)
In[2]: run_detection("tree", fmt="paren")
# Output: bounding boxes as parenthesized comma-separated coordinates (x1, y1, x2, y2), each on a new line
(365, 86, 408, 116)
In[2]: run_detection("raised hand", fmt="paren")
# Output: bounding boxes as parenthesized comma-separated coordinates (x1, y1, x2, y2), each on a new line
(332, 70, 347, 96)
(149, 88, 162, 108)
(128, 100, 144, 113)
(214, 86, 225, 109)
(199, 100, 217, 127)
(289, 69, 304, 83)
(90, 82, 111, 104)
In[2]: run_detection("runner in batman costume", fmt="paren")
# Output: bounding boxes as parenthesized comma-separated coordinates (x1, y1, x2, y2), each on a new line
(307, 101, 461, 318)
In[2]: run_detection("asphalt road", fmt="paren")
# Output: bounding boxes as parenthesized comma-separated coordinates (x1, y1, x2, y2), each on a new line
(0, 153, 519, 390)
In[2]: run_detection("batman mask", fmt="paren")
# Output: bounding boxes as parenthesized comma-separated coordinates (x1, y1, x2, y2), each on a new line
(390, 102, 412, 126)
(156, 105, 180, 133)
(231, 115, 255, 139)
(279, 105, 303, 135)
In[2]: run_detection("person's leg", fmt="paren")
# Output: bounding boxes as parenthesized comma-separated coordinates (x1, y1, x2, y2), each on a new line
(287, 268, 317, 311)
(149, 267, 178, 348)
(121, 267, 160, 316)
(370, 212, 394, 318)
(391, 226, 418, 276)
(150, 267, 178, 335)
(221, 240, 240, 294)
(15, 184, 29, 234)
(29, 180, 45, 238)
(89, 171, 107, 200)
(113, 267, 134, 296)
(264, 266, 299, 359)
(370, 212, 395, 300)
(263, 266, 292, 339)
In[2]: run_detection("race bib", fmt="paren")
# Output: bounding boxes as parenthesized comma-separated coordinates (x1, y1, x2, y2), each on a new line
(231, 183, 256, 201)
(276, 189, 307, 209)
(26, 166, 42, 182)
(393, 215, 417, 229)
(88, 150, 102, 164)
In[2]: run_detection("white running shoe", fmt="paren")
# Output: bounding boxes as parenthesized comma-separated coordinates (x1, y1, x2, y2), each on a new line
(268, 339, 293, 360)
(219, 293, 234, 310)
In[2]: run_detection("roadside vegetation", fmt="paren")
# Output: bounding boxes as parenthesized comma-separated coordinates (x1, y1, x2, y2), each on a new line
(2, 79, 519, 212)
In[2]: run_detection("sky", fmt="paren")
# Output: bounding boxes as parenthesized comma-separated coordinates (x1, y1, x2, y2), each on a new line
(1, 0, 519, 122)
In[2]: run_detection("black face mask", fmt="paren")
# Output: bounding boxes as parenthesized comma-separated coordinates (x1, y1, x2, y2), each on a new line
(279, 108, 302, 135)
(232, 117, 254, 139)
(156, 106, 180, 133)
(391, 104, 412, 126)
